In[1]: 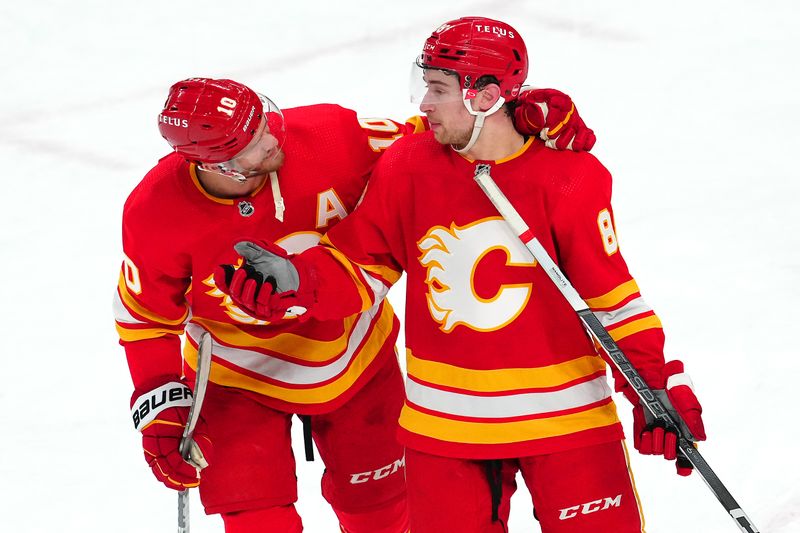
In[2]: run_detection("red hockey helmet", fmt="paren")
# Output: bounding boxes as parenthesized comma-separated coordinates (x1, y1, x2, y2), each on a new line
(418, 17, 528, 100)
(158, 78, 284, 164)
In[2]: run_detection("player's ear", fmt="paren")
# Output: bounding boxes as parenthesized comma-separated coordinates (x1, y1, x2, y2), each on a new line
(477, 84, 502, 112)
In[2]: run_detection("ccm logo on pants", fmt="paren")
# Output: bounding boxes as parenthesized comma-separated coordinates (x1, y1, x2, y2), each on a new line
(559, 494, 622, 520)
(349, 457, 405, 484)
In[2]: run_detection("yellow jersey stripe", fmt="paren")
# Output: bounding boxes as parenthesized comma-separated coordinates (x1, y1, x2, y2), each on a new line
(399, 402, 620, 444)
(117, 272, 189, 326)
(116, 324, 183, 342)
(460, 137, 535, 165)
(188, 165, 268, 202)
(407, 115, 428, 134)
(621, 441, 647, 531)
(189, 164, 233, 205)
(182, 322, 387, 404)
(407, 349, 606, 392)
(317, 239, 375, 309)
(191, 315, 360, 362)
(495, 136, 535, 164)
(585, 280, 640, 310)
(608, 315, 663, 342)
(357, 262, 402, 285)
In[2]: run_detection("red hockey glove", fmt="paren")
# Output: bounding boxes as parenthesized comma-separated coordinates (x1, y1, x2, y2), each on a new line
(626, 360, 706, 476)
(514, 88, 596, 151)
(131, 377, 213, 491)
(214, 240, 316, 322)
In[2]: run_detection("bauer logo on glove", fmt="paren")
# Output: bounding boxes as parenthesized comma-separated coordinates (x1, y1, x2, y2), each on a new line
(131, 382, 193, 430)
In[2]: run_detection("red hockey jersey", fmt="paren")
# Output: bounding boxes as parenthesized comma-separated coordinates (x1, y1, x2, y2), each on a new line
(114, 104, 423, 414)
(301, 132, 667, 457)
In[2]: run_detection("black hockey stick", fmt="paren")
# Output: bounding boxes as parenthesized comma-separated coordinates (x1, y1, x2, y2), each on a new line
(177, 331, 213, 533)
(473, 164, 759, 533)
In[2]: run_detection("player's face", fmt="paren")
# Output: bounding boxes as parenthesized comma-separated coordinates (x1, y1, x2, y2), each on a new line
(418, 70, 473, 148)
(200, 115, 285, 181)
(229, 116, 285, 176)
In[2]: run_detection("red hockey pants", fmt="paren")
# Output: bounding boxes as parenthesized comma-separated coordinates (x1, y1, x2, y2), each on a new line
(197, 355, 408, 532)
(405, 440, 645, 533)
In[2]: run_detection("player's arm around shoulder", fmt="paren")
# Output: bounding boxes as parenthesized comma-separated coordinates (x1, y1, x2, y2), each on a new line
(213, 139, 411, 324)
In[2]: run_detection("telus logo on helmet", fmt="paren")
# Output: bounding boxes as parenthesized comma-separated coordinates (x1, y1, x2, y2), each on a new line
(475, 25, 516, 39)
(158, 114, 189, 128)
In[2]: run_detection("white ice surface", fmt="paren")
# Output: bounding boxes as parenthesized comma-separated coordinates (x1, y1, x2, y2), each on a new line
(1, 1, 798, 531)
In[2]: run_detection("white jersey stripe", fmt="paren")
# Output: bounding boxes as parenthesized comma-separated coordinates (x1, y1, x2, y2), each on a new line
(114, 291, 193, 327)
(112, 291, 147, 325)
(593, 296, 652, 328)
(406, 375, 612, 419)
(185, 304, 379, 386)
(359, 266, 390, 302)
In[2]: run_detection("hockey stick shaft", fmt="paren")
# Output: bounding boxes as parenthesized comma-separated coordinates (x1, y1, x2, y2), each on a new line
(177, 331, 213, 533)
(473, 165, 758, 533)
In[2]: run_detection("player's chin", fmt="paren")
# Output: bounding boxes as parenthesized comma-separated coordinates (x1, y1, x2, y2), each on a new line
(433, 127, 470, 148)
(432, 129, 451, 145)
(259, 150, 286, 174)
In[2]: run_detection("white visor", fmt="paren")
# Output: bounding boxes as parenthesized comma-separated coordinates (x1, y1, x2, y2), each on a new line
(409, 59, 466, 106)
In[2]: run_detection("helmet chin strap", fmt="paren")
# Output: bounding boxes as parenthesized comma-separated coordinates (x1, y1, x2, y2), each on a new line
(453, 90, 506, 154)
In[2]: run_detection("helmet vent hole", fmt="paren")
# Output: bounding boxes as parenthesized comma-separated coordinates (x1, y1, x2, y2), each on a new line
(201, 124, 212, 130)
(455, 50, 467, 56)
(513, 49, 521, 61)
(513, 69, 521, 75)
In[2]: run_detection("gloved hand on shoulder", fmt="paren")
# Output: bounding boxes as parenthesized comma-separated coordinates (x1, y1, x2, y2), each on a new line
(513, 87, 596, 151)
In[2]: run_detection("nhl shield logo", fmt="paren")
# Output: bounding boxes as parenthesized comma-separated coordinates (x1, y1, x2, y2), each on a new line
(238, 201, 255, 217)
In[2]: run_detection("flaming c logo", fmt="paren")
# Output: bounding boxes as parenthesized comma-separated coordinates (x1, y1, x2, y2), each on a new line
(417, 217, 537, 333)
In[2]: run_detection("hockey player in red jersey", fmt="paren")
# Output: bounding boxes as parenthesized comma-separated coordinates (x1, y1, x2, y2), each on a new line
(115, 75, 596, 532)
(215, 17, 708, 533)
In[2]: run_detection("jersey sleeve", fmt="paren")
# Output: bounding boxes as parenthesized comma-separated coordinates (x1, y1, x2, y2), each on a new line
(550, 156, 666, 390)
(298, 147, 407, 321)
(354, 115, 429, 157)
(113, 195, 190, 387)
